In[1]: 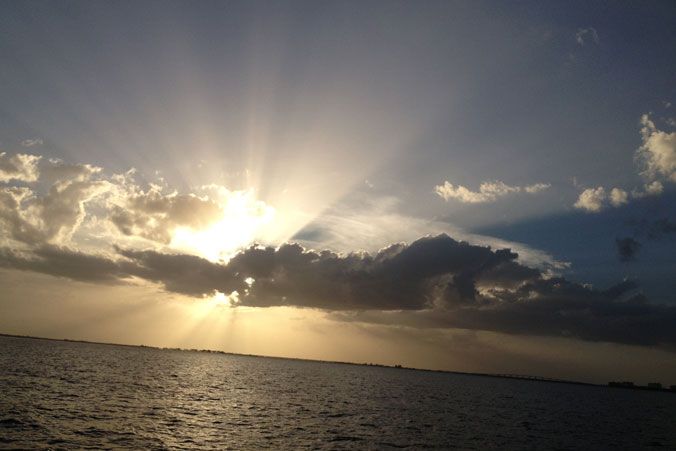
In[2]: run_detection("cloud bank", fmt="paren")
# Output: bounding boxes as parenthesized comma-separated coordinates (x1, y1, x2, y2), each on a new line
(1, 234, 674, 347)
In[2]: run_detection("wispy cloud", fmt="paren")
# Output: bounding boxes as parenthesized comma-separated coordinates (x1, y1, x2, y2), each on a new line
(632, 180, 663, 199)
(20, 138, 44, 148)
(435, 180, 550, 203)
(575, 27, 599, 46)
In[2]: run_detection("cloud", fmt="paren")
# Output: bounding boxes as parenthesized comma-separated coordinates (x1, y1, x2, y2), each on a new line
(628, 217, 676, 241)
(2, 153, 673, 348)
(40, 162, 102, 183)
(573, 187, 605, 212)
(0, 174, 112, 246)
(632, 181, 663, 198)
(644, 218, 676, 239)
(3, 233, 673, 347)
(524, 183, 551, 194)
(136, 235, 675, 346)
(614, 218, 676, 262)
(291, 195, 565, 272)
(332, 279, 676, 347)
(0, 152, 41, 183)
(609, 188, 628, 207)
(615, 237, 641, 262)
(435, 180, 549, 203)
(0, 245, 127, 284)
(115, 246, 240, 297)
(108, 188, 223, 244)
(574, 186, 633, 212)
(20, 138, 43, 148)
(636, 114, 676, 182)
(0, 153, 267, 253)
(574, 115, 674, 212)
(0, 157, 123, 247)
(575, 27, 599, 45)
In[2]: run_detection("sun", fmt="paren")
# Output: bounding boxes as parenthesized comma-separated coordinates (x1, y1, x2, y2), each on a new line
(171, 188, 276, 262)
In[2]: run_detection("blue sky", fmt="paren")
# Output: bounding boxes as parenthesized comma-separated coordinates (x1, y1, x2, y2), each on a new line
(1, 1, 675, 382)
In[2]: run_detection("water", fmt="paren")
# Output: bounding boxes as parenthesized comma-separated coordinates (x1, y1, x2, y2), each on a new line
(1, 335, 675, 450)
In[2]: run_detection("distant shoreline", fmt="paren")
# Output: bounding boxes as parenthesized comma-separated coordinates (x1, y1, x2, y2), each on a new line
(2, 332, 673, 394)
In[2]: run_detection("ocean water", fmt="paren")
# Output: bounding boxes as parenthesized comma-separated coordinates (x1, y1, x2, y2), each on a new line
(1, 335, 675, 450)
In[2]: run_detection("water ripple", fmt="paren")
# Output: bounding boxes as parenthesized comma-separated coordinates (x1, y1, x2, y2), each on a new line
(1, 336, 675, 450)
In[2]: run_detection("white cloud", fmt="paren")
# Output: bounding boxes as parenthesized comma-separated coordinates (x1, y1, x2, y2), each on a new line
(0, 155, 197, 247)
(644, 180, 664, 195)
(574, 186, 636, 212)
(435, 180, 549, 203)
(575, 27, 599, 46)
(524, 183, 551, 194)
(20, 138, 44, 148)
(609, 188, 628, 207)
(632, 181, 663, 199)
(0, 152, 41, 183)
(574, 114, 675, 212)
(0, 156, 113, 246)
(574, 187, 605, 212)
(636, 114, 676, 182)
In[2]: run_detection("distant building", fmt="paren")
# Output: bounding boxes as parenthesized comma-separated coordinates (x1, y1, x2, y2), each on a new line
(647, 382, 662, 389)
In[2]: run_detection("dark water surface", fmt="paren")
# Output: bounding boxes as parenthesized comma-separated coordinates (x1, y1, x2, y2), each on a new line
(1, 335, 675, 450)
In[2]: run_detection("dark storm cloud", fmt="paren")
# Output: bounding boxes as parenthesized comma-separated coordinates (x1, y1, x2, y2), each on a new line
(1, 234, 675, 346)
(615, 237, 642, 262)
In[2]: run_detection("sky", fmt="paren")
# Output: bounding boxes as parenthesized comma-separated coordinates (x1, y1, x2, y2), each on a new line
(1, 0, 675, 384)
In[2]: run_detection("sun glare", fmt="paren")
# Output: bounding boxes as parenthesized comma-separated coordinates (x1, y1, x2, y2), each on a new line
(172, 189, 275, 261)
(209, 291, 239, 306)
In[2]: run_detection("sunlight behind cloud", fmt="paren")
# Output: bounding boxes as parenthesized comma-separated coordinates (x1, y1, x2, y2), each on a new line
(171, 188, 275, 262)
